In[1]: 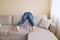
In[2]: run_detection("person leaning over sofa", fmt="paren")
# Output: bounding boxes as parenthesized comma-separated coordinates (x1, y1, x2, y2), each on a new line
(16, 12, 35, 32)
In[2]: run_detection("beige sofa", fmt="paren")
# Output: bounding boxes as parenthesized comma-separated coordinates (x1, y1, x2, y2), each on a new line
(0, 15, 58, 40)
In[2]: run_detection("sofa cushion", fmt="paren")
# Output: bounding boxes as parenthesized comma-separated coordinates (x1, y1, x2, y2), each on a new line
(0, 25, 29, 35)
(0, 25, 29, 38)
(12, 15, 22, 25)
(28, 26, 58, 40)
(0, 25, 15, 29)
(8, 30, 28, 38)
(0, 25, 16, 38)
(0, 15, 12, 25)
(7, 37, 26, 40)
(34, 15, 47, 26)
(7, 25, 29, 40)
(0, 28, 8, 36)
(12, 15, 31, 27)
(0, 25, 13, 36)
(39, 17, 51, 29)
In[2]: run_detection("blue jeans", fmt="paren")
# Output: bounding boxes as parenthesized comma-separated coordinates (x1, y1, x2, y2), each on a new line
(17, 12, 35, 27)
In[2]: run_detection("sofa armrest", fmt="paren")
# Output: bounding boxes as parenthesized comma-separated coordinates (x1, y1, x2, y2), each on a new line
(49, 23, 57, 35)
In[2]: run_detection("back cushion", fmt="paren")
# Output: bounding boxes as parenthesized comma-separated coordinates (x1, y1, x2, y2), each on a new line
(12, 15, 47, 26)
(0, 15, 12, 25)
(34, 15, 47, 26)
(12, 15, 31, 26)
(12, 15, 22, 25)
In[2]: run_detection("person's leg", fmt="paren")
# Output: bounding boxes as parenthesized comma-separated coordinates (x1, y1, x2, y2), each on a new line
(17, 13, 28, 26)
(28, 13, 35, 32)
(16, 13, 28, 32)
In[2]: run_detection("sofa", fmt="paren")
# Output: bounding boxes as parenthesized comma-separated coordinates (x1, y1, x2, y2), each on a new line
(0, 15, 58, 40)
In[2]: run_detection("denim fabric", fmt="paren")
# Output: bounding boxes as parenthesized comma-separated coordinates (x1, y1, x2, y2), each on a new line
(17, 12, 35, 27)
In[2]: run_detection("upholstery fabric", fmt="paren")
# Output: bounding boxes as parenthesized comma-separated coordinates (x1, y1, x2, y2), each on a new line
(12, 15, 33, 26)
(49, 23, 57, 34)
(34, 15, 47, 26)
(0, 15, 58, 40)
(12, 15, 22, 25)
(0, 25, 29, 40)
(0, 15, 12, 25)
(39, 17, 51, 29)
(34, 15, 43, 26)
(28, 26, 58, 40)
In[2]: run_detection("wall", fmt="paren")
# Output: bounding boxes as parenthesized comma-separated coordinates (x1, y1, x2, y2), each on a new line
(0, 0, 50, 18)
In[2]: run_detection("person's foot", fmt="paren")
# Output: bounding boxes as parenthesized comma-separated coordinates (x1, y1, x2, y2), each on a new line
(32, 26, 35, 32)
(16, 26, 21, 32)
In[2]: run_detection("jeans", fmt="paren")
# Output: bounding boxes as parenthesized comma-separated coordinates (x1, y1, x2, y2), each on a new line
(17, 12, 35, 27)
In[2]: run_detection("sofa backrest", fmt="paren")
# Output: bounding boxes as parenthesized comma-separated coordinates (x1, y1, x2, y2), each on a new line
(0, 15, 12, 25)
(12, 15, 31, 26)
(12, 15, 22, 25)
(0, 15, 47, 26)
(12, 15, 47, 26)
(34, 15, 47, 26)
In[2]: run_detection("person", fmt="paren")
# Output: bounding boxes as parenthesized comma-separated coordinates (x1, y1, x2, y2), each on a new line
(16, 12, 35, 32)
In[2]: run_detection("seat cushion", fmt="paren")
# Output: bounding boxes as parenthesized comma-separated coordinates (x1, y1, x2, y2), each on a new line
(0, 27, 8, 39)
(0, 25, 13, 37)
(0, 25, 29, 36)
(8, 25, 29, 37)
(28, 26, 58, 40)
(0, 28, 8, 36)
(7, 25, 29, 40)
